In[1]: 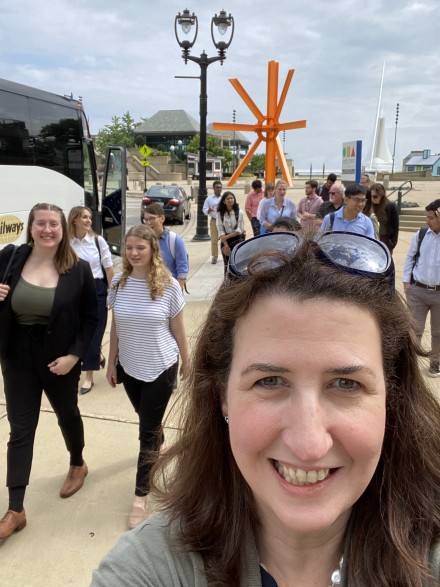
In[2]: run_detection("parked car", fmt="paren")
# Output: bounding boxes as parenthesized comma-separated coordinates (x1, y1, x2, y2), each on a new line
(140, 184, 192, 224)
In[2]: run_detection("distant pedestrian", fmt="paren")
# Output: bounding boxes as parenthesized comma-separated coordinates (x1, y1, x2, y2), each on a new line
(320, 183, 374, 237)
(244, 179, 264, 236)
(142, 203, 189, 290)
(316, 183, 345, 227)
(258, 180, 297, 233)
(297, 180, 323, 233)
(68, 206, 114, 394)
(216, 192, 246, 275)
(360, 173, 372, 190)
(257, 182, 275, 235)
(318, 173, 337, 202)
(106, 225, 189, 529)
(202, 180, 222, 264)
(403, 199, 440, 378)
(364, 183, 399, 253)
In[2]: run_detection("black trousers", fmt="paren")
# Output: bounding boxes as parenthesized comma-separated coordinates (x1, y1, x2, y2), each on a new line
(1, 325, 84, 491)
(82, 278, 108, 371)
(121, 362, 178, 496)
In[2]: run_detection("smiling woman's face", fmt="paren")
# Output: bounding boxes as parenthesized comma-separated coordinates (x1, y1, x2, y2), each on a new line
(222, 294, 386, 539)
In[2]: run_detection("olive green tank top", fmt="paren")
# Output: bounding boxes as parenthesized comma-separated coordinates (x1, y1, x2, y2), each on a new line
(11, 277, 56, 325)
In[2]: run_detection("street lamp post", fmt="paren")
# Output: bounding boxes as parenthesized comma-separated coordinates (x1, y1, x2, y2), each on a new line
(175, 9, 234, 241)
(391, 103, 399, 176)
(170, 145, 176, 172)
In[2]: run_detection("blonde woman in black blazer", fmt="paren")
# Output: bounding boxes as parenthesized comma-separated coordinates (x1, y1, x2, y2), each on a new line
(0, 203, 98, 542)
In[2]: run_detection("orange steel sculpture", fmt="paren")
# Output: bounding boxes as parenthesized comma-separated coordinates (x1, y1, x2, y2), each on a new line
(213, 60, 306, 187)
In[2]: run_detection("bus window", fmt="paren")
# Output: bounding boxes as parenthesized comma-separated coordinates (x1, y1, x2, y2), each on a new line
(0, 91, 33, 165)
(29, 99, 82, 185)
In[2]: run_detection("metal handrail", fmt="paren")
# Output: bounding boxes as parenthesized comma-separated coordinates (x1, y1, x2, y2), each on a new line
(387, 180, 413, 213)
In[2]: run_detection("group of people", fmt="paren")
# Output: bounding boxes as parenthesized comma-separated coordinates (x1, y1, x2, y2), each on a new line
(0, 201, 190, 540)
(1, 183, 440, 586)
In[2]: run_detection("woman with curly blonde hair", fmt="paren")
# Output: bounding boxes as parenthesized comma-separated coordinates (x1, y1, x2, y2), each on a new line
(106, 225, 189, 529)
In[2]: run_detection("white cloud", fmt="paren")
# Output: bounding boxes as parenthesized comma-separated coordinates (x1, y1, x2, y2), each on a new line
(0, 0, 438, 168)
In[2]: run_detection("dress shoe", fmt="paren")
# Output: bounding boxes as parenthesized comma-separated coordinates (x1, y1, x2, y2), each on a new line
(128, 495, 147, 530)
(0, 509, 26, 540)
(211, 257, 217, 264)
(79, 382, 94, 395)
(60, 462, 88, 498)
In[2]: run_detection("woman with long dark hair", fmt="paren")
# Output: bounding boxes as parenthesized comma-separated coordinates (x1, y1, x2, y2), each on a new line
(364, 183, 399, 253)
(216, 191, 245, 274)
(0, 203, 97, 541)
(93, 232, 440, 587)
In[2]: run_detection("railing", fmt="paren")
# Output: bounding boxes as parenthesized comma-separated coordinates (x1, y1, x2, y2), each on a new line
(387, 180, 413, 213)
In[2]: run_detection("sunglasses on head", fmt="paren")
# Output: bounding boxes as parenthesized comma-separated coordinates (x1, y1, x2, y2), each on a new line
(228, 231, 394, 288)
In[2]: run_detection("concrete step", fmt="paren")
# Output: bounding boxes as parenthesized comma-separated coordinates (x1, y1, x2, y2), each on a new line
(398, 207, 425, 233)
(399, 208, 425, 216)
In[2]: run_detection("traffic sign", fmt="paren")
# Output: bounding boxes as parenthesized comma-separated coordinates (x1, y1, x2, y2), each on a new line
(139, 145, 152, 158)
(141, 160, 150, 167)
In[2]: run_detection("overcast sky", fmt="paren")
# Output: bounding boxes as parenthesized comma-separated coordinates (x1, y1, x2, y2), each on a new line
(1, 0, 439, 170)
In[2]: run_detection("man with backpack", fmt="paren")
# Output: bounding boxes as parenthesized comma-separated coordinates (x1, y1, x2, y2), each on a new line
(403, 199, 440, 378)
(142, 203, 189, 291)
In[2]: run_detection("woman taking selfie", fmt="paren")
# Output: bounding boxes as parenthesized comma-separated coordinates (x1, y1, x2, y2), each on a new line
(0, 203, 97, 541)
(93, 232, 440, 586)
(106, 225, 189, 530)
(68, 206, 114, 394)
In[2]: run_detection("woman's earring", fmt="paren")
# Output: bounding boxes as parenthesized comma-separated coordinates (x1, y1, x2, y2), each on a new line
(224, 415, 229, 424)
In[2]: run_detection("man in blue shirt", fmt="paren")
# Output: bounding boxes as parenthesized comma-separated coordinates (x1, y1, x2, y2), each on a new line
(320, 183, 374, 238)
(142, 203, 189, 290)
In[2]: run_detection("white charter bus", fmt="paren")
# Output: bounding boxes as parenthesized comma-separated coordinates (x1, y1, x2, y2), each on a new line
(0, 78, 126, 254)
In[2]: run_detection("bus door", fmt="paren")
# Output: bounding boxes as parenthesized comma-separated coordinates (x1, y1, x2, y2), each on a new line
(101, 146, 126, 256)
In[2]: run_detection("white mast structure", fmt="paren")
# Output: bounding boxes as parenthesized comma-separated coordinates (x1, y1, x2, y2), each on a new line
(366, 62, 393, 172)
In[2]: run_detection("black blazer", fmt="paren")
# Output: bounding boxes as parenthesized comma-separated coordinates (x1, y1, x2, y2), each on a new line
(0, 244, 98, 363)
(385, 201, 399, 248)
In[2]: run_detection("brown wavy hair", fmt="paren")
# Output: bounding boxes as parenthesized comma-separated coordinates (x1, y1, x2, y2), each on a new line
(151, 237, 440, 586)
(26, 203, 77, 274)
(115, 224, 171, 299)
(364, 183, 389, 216)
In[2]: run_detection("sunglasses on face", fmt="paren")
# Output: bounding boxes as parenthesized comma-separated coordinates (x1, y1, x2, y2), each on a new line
(228, 232, 394, 289)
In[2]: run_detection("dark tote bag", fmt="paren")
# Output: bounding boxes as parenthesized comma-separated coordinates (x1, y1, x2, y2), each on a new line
(226, 233, 246, 253)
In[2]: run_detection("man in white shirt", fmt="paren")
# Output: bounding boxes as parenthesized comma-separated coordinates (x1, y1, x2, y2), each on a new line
(403, 198, 440, 377)
(202, 181, 222, 264)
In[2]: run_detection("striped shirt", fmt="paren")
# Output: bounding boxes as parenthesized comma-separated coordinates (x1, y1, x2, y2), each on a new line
(108, 274, 185, 382)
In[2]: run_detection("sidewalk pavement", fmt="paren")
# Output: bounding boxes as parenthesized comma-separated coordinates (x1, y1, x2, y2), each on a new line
(0, 180, 439, 585)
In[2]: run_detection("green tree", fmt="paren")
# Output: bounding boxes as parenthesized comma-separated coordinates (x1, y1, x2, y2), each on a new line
(95, 112, 139, 154)
(186, 134, 232, 168)
(249, 153, 266, 175)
